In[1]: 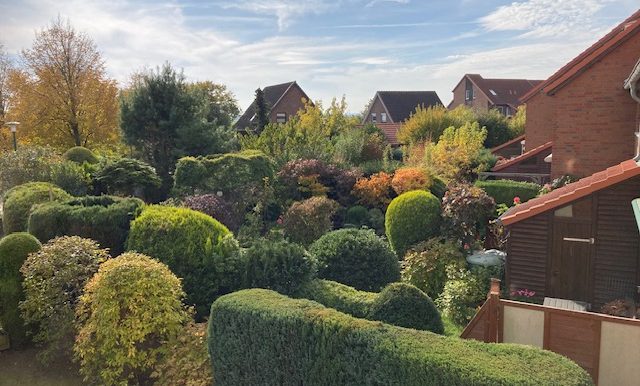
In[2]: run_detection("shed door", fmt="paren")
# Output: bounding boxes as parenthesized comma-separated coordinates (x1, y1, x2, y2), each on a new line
(550, 198, 594, 302)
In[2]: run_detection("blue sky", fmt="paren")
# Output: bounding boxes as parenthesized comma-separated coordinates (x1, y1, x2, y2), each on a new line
(0, 0, 638, 112)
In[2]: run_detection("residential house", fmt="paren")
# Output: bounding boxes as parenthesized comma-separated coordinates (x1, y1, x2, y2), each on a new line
(234, 81, 310, 132)
(448, 74, 542, 116)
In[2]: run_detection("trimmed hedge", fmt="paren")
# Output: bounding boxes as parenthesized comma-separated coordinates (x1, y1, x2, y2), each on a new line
(475, 179, 540, 206)
(385, 190, 441, 256)
(0, 232, 41, 348)
(310, 229, 399, 292)
(294, 279, 377, 318)
(2, 182, 71, 234)
(126, 205, 242, 318)
(209, 289, 593, 386)
(63, 146, 98, 164)
(28, 196, 144, 255)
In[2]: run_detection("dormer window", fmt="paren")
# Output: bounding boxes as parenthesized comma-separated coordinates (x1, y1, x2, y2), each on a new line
(276, 112, 286, 123)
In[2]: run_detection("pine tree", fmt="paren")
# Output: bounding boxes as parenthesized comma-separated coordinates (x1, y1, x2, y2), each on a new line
(254, 88, 269, 133)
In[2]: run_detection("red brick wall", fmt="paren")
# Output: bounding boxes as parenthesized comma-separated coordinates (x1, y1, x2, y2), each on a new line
(268, 84, 308, 123)
(524, 94, 556, 151)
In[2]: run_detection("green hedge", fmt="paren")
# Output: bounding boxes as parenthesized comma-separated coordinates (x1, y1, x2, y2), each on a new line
(294, 279, 377, 318)
(475, 179, 540, 206)
(2, 182, 71, 234)
(209, 289, 593, 386)
(0, 232, 41, 348)
(63, 146, 98, 164)
(28, 196, 144, 255)
(385, 190, 441, 256)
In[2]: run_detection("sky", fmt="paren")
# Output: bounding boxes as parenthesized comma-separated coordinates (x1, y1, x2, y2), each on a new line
(0, 0, 638, 113)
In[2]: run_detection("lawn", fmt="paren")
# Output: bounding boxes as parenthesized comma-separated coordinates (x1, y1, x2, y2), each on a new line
(0, 348, 83, 386)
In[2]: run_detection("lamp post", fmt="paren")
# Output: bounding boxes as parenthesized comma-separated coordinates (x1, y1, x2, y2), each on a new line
(5, 121, 19, 151)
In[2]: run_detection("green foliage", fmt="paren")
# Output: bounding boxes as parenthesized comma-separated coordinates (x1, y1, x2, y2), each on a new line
(126, 205, 241, 318)
(508, 105, 526, 137)
(50, 161, 92, 196)
(2, 182, 71, 234)
(282, 196, 338, 246)
(254, 88, 269, 133)
(398, 105, 475, 144)
(344, 205, 369, 227)
(294, 279, 376, 318)
(28, 195, 143, 255)
(441, 183, 496, 247)
(19, 236, 109, 363)
(209, 289, 593, 386)
(476, 109, 513, 148)
(186, 81, 240, 128)
(436, 266, 494, 326)
(310, 228, 399, 292)
(174, 150, 275, 195)
(475, 179, 540, 206)
(242, 239, 317, 295)
(401, 238, 466, 299)
(0, 145, 60, 196)
(385, 190, 441, 256)
(367, 282, 444, 333)
(93, 157, 161, 197)
(333, 127, 385, 167)
(74, 252, 189, 385)
(63, 146, 99, 164)
(0, 232, 41, 347)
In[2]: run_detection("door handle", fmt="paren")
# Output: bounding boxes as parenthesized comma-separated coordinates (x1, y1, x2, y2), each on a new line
(563, 237, 595, 244)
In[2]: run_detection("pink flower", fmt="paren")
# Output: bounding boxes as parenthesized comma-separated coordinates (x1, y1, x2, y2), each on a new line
(463, 243, 470, 250)
(276, 216, 283, 225)
(513, 196, 521, 205)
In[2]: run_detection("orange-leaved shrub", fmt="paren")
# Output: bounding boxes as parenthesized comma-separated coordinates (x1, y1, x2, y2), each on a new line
(351, 172, 393, 208)
(391, 167, 432, 195)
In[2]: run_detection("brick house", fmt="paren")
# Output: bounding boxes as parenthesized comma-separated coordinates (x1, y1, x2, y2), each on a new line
(448, 74, 542, 116)
(234, 81, 310, 132)
(361, 91, 442, 125)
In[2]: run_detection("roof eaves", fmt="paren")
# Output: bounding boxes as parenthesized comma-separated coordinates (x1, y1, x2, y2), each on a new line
(492, 141, 552, 171)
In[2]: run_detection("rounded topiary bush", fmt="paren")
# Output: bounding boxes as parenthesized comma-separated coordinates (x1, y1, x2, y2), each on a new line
(368, 282, 444, 333)
(74, 252, 189, 385)
(310, 228, 400, 292)
(2, 182, 71, 234)
(126, 205, 242, 318)
(0, 232, 41, 347)
(63, 146, 98, 164)
(385, 190, 441, 256)
(20, 237, 110, 363)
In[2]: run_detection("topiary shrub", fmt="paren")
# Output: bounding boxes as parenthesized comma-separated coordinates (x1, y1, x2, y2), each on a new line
(182, 194, 242, 232)
(50, 161, 92, 196)
(294, 279, 376, 318)
(74, 252, 189, 385)
(242, 239, 317, 295)
(208, 289, 593, 386)
(126, 205, 242, 318)
(385, 190, 441, 256)
(2, 182, 71, 234)
(282, 196, 338, 246)
(401, 238, 466, 300)
(63, 146, 99, 164)
(28, 196, 144, 255)
(0, 232, 41, 348)
(93, 157, 162, 198)
(391, 167, 432, 195)
(310, 228, 399, 292)
(475, 179, 540, 206)
(367, 282, 443, 333)
(19, 236, 109, 363)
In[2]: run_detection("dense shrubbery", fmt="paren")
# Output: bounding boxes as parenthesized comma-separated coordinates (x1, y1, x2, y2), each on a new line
(2, 182, 71, 234)
(19, 237, 109, 363)
(93, 157, 161, 198)
(401, 238, 466, 299)
(209, 289, 593, 386)
(333, 126, 385, 167)
(126, 205, 242, 318)
(28, 196, 143, 255)
(50, 161, 92, 196)
(475, 179, 540, 206)
(63, 146, 99, 164)
(391, 167, 431, 195)
(436, 266, 496, 326)
(0, 232, 41, 348)
(344, 205, 369, 227)
(242, 239, 317, 295)
(351, 171, 393, 208)
(385, 190, 441, 256)
(294, 279, 376, 318)
(182, 194, 242, 232)
(282, 196, 338, 246)
(310, 228, 399, 291)
(0, 146, 59, 196)
(74, 252, 189, 385)
(441, 183, 495, 247)
(368, 282, 443, 333)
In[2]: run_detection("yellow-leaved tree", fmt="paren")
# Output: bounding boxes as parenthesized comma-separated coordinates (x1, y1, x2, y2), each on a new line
(398, 105, 475, 144)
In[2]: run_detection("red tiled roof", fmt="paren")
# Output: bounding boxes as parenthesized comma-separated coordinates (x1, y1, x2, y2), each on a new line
(501, 159, 640, 225)
(521, 9, 640, 102)
(491, 134, 525, 154)
(374, 123, 403, 145)
(492, 141, 552, 172)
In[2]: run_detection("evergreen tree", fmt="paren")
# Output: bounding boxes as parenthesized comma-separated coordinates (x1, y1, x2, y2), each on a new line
(254, 88, 269, 133)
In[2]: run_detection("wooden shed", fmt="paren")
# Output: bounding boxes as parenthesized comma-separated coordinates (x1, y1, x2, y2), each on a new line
(501, 159, 640, 309)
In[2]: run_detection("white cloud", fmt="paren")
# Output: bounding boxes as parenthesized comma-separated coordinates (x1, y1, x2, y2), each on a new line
(220, 0, 336, 31)
(365, 0, 410, 8)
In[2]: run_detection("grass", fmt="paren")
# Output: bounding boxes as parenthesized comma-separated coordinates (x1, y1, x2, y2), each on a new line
(0, 347, 83, 386)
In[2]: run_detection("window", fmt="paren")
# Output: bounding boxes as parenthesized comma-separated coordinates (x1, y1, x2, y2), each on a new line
(371, 113, 377, 123)
(276, 112, 286, 123)
(496, 106, 506, 115)
(465, 88, 474, 101)
(381, 112, 387, 123)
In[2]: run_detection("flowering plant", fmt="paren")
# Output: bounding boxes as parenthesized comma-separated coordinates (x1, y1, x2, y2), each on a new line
(513, 196, 521, 205)
(510, 288, 537, 303)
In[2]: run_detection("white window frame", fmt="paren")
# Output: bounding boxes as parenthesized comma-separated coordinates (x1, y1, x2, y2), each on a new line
(381, 112, 387, 123)
(371, 113, 377, 123)
(276, 112, 287, 123)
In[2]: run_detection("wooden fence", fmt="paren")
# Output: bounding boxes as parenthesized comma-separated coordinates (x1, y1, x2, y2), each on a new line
(461, 279, 640, 386)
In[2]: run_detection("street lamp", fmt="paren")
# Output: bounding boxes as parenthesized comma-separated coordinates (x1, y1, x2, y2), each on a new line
(5, 121, 19, 151)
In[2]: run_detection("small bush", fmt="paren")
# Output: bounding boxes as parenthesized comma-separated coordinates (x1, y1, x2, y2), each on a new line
(209, 289, 593, 386)
(2, 182, 71, 234)
(0, 145, 60, 196)
(367, 208, 385, 234)
(74, 252, 189, 385)
(391, 167, 431, 195)
(282, 196, 338, 246)
(441, 183, 496, 247)
(351, 172, 393, 208)
(182, 194, 242, 232)
(93, 157, 161, 197)
(367, 282, 444, 333)
(242, 239, 317, 295)
(475, 179, 540, 206)
(344, 205, 369, 227)
(385, 190, 441, 256)
(50, 161, 92, 196)
(28, 196, 143, 255)
(436, 266, 491, 326)
(0, 232, 41, 347)
(126, 205, 242, 318)
(401, 238, 466, 299)
(294, 279, 376, 318)
(310, 228, 399, 292)
(19, 237, 109, 363)
(63, 146, 99, 164)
